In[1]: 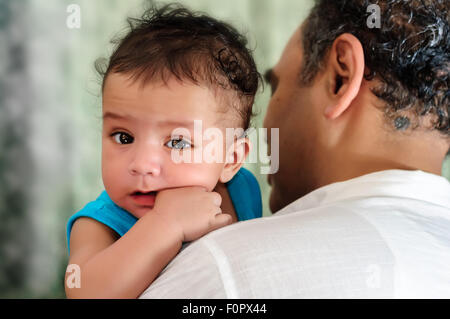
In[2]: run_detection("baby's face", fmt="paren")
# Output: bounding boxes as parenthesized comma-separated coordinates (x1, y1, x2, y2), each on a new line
(101, 73, 233, 218)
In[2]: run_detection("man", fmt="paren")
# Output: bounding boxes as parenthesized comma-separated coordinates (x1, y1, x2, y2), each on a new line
(141, 0, 450, 298)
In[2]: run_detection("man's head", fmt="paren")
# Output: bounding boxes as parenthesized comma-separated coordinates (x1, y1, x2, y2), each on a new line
(98, 4, 261, 218)
(264, 0, 449, 212)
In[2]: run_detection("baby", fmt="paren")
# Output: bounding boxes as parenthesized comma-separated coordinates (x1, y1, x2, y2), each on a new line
(65, 4, 262, 298)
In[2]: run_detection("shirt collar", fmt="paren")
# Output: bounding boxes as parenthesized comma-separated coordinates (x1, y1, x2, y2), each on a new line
(274, 169, 450, 216)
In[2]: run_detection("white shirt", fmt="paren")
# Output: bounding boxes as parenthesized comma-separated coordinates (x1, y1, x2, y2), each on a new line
(140, 170, 450, 298)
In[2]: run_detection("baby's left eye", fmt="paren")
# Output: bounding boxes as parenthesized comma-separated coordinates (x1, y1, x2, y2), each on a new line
(165, 138, 192, 150)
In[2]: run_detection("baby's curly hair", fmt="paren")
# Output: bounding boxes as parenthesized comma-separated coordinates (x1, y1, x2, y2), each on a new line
(96, 3, 261, 129)
(301, 0, 449, 138)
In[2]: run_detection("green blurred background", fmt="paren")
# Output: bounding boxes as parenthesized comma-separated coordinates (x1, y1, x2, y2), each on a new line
(0, 0, 448, 298)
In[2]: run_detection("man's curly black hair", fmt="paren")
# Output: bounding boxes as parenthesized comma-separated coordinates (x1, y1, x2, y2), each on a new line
(96, 3, 261, 130)
(301, 0, 449, 138)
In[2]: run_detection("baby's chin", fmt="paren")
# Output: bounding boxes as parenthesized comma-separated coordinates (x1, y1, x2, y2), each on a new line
(128, 206, 155, 219)
(113, 193, 157, 219)
(120, 201, 156, 219)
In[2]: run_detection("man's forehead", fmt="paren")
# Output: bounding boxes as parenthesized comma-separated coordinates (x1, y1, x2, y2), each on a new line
(292, 25, 304, 45)
(286, 26, 304, 56)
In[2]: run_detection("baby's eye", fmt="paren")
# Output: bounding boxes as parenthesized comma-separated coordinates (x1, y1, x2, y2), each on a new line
(111, 132, 134, 145)
(165, 138, 192, 150)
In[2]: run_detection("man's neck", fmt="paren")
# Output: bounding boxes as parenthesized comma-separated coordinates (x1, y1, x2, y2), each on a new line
(316, 132, 448, 190)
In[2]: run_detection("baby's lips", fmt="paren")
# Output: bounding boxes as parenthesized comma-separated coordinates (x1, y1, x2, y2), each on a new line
(130, 191, 157, 206)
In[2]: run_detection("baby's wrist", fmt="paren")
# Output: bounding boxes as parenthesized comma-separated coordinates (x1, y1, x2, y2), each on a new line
(148, 208, 184, 244)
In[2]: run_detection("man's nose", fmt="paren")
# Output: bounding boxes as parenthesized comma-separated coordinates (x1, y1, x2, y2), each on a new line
(128, 144, 162, 177)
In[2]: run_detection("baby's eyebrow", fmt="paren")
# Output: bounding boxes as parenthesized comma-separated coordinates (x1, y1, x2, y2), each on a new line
(161, 120, 195, 128)
(103, 112, 196, 128)
(103, 112, 135, 121)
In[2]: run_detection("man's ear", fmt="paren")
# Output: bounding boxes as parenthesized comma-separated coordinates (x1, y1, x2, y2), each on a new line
(323, 33, 365, 119)
(219, 137, 251, 183)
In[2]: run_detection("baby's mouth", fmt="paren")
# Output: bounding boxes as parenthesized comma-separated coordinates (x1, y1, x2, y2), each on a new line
(130, 191, 157, 207)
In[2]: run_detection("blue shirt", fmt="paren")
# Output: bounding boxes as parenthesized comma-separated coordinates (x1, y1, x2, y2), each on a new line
(66, 168, 262, 251)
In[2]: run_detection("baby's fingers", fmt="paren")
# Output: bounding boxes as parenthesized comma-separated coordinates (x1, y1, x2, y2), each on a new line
(210, 191, 222, 207)
(209, 213, 232, 232)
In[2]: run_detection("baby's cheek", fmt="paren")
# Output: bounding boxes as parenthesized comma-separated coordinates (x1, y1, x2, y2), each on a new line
(101, 168, 117, 198)
(166, 162, 223, 191)
(102, 158, 127, 194)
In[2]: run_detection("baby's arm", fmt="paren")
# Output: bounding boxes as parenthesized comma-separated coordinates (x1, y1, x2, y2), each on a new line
(65, 187, 232, 299)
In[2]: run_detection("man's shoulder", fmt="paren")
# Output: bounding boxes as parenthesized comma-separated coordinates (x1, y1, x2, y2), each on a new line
(140, 179, 450, 298)
(140, 205, 392, 298)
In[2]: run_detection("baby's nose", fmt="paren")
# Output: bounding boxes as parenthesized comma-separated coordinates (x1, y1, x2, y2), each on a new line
(128, 145, 162, 177)
(129, 163, 161, 177)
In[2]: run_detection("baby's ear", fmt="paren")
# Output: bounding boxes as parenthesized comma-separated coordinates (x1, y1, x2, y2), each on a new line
(219, 137, 251, 183)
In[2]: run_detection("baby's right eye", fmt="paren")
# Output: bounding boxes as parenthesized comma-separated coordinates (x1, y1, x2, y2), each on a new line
(111, 132, 134, 145)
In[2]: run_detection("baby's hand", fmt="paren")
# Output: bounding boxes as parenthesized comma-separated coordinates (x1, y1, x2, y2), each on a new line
(153, 187, 232, 242)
